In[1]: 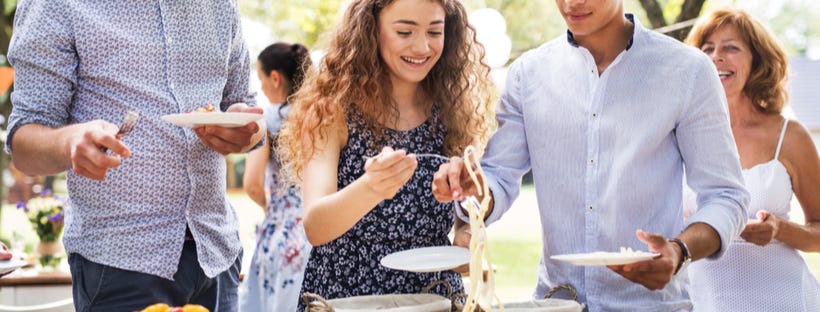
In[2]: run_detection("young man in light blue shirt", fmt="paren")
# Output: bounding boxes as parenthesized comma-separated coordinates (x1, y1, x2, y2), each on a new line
(432, 0, 749, 310)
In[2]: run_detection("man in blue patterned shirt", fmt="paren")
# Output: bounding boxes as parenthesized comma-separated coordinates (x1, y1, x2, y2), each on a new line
(5, 0, 265, 310)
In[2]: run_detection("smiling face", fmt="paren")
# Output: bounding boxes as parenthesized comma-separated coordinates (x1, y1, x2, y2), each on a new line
(555, 0, 623, 37)
(377, 0, 445, 88)
(700, 25, 754, 99)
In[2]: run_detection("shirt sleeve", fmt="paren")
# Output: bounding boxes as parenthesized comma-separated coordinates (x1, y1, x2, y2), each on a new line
(677, 53, 750, 259)
(5, 0, 76, 152)
(479, 58, 533, 225)
(219, 2, 256, 110)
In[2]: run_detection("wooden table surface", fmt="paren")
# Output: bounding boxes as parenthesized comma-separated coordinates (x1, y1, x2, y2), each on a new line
(0, 269, 72, 286)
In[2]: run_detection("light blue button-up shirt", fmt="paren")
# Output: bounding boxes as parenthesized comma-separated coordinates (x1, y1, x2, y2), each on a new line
(478, 17, 749, 311)
(6, 0, 255, 280)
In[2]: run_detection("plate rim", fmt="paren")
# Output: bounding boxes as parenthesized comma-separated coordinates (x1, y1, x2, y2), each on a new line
(161, 111, 262, 128)
(380, 245, 470, 273)
(0, 259, 28, 274)
(550, 251, 660, 266)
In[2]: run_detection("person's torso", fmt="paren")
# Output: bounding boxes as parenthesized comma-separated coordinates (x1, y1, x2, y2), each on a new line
(31, 0, 246, 279)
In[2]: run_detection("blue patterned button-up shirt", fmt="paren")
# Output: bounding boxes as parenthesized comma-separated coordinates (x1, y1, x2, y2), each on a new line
(6, 0, 255, 280)
(474, 17, 749, 311)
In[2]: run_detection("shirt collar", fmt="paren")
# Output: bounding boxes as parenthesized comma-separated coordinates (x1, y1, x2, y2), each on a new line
(566, 13, 636, 50)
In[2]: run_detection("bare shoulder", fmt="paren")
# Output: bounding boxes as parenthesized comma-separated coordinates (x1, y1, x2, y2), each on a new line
(780, 119, 820, 173)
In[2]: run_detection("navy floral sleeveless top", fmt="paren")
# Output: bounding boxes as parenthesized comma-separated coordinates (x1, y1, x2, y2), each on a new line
(298, 106, 464, 310)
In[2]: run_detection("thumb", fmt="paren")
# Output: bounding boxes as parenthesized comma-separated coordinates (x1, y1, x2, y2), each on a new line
(636, 229, 666, 253)
(756, 210, 770, 222)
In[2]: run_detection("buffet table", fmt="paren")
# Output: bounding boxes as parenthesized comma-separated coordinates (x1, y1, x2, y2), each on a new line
(0, 268, 73, 308)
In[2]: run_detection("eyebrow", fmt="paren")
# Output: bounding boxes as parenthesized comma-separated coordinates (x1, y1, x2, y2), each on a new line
(392, 19, 445, 26)
(705, 38, 739, 44)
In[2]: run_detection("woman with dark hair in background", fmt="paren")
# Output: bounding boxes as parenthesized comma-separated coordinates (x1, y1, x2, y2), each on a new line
(685, 8, 820, 311)
(239, 42, 312, 312)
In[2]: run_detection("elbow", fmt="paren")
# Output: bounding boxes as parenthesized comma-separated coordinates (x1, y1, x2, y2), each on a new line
(302, 212, 331, 247)
(243, 184, 262, 199)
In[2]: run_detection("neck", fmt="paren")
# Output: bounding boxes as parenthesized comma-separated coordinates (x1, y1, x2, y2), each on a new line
(387, 78, 428, 129)
(574, 14, 633, 73)
(389, 78, 423, 111)
(727, 93, 760, 127)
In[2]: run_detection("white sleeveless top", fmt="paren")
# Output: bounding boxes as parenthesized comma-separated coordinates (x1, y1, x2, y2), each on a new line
(684, 119, 820, 311)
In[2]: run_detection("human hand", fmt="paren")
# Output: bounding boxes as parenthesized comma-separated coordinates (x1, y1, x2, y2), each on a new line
(740, 211, 779, 246)
(431, 157, 481, 202)
(0, 242, 13, 277)
(68, 120, 132, 180)
(194, 103, 264, 155)
(607, 230, 677, 290)
(361, 147, 418, 200)
(451, 222, 471, 274)
(0, 242, 11, 261)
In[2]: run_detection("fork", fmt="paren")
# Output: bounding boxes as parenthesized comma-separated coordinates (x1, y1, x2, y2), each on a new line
(363, 148, 478, 162)
(362, 153, 452, 162)
(102, 111, 139, 153)
(116, 111, 139, 138)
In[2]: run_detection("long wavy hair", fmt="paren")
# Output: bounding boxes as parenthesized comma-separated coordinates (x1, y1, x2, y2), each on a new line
(278, 0, 494, 183)
(685, 8, 789, 113)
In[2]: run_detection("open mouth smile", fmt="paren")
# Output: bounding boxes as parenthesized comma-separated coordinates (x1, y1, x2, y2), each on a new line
(401, 56, 430, 65)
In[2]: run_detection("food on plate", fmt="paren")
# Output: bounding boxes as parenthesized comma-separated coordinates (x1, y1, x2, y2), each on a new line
(194, 103, 216, 113)
(140, 303, 209, 312)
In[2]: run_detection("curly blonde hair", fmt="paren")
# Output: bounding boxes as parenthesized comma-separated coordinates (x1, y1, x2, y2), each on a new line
(685, 8, 789, 113)
(278, 0, 494, 183)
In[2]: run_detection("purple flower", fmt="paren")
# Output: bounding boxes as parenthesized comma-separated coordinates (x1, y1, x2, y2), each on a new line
(16, 201, 29, 212)
(48, 212, 63, 223)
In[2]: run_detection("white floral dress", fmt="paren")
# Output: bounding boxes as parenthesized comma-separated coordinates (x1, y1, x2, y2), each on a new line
(240, 105, 311, 311)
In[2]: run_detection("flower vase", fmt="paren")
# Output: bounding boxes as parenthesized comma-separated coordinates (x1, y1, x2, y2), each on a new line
(36, 240, 63, 270)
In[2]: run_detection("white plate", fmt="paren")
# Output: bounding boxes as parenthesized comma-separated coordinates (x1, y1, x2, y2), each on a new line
(380, 246, 470, 273)
(0, 259, 27, 275)
(550, 251, 659, 266)
(161, 112, 263, 128)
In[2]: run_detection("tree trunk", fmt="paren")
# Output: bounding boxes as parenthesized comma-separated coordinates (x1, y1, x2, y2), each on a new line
(638, 0, 667, 29)
(668, 0, 706, 40)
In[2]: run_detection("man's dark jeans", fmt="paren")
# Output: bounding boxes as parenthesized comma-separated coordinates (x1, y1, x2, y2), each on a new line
(69, 240, 242, 312)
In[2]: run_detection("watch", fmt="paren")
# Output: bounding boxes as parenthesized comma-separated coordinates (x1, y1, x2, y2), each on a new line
(668, 238, 692, 275)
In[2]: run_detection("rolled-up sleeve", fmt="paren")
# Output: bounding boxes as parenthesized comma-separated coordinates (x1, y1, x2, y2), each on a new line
(6, 0, 77, 152)
(677, 55, 749, 259)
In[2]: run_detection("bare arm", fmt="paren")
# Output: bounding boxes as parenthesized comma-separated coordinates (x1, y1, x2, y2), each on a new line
(12, 122, 131, 180)
(749, 121, 820, 252)
(243, 136, 270, 208)
(301, 118, 418, 246)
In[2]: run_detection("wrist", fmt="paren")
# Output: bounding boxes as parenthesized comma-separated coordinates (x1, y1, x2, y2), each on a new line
(667, 238, 692, 275)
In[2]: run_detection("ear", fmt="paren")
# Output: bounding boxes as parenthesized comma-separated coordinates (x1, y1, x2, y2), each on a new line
(269, 70, 283, 89)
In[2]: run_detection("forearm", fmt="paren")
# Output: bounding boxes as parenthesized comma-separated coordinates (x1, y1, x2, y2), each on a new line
(244, 185, 267, 208)
(303, 178, 385, 246)
(678, 222, 721, 261)
(775, 218, 820, 252)
(11, 124, 73, 175)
